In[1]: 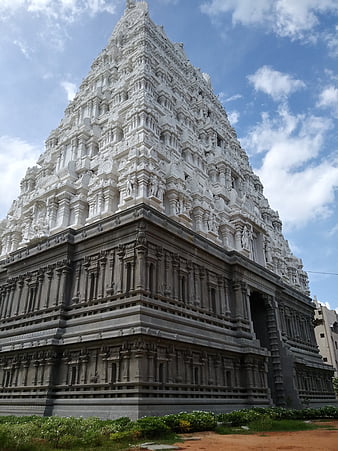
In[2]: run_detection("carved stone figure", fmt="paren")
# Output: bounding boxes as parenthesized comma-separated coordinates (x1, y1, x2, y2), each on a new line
(241, 225, 252, 251)
(149, 175, 158, 197)
(125, 175, 133, 197)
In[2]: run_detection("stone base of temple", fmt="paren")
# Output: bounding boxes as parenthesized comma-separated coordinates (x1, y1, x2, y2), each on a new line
(0, 205, 335, 418)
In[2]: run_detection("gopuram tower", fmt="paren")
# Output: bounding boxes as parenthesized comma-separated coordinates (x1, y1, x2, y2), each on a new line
(0, 0, 335, 418)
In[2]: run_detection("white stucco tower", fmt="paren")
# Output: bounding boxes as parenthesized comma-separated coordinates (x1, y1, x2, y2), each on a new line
(0, 0, 308, 295)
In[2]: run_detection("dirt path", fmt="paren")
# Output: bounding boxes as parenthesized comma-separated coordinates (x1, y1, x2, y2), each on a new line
(174, 421, 338, 451)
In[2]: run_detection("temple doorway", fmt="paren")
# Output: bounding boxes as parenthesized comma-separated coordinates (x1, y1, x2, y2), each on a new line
(249, 291, 282, 405)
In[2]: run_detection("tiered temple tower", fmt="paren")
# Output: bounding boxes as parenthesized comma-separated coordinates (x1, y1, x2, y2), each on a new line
(0, 0, 334, 418)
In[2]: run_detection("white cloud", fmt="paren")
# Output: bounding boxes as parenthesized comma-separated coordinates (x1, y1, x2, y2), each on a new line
(201, 0, 338, 41)
(328, 223, 338, 236)
(228, 110, 239, 125)
(325, 26, 338, 57)
(201, 0, 271, 26)
(248, 66, 305, 101)
(61, 81, 77, 101)
(0, 136, 40, 218)
(317, 85, 338, 115)
(0, 0, 117, 22)
(242, 107, 338, 229)
(218, 92, 242, 103)
(13, 39, 32, 59)
(0, 1, 119, 54)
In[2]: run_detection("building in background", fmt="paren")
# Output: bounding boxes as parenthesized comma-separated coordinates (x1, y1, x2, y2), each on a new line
(314, 298, 338, 376)
(0, 1, 335, 418)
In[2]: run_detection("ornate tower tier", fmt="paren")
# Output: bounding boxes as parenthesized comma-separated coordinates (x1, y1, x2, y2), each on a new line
(0, 0, 308, 295)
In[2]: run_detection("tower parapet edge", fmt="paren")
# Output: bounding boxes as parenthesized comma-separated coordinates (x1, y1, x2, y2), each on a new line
(0, 2, 309, 295)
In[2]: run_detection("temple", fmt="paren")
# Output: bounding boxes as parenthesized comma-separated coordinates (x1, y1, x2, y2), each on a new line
(0, 0, 334, 418)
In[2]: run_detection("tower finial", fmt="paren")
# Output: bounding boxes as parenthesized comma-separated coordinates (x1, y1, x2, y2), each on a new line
(126, 0, 136, 9)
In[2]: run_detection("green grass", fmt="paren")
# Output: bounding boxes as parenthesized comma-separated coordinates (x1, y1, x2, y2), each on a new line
(251, 418, 317, 432)
(215, 418, 337, 435)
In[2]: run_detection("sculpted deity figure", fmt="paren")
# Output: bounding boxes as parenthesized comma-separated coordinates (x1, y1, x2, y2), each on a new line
(126, 175, 133, 197)
(208, 213, 217, 233)
(157, 182, 164, 201)
(149, 175, 158, 197)
(264, 236, 273, 263)
(241, 225, 252, 251)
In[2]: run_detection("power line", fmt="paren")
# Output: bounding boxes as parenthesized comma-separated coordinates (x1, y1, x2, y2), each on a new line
(306, 271, 338, 276)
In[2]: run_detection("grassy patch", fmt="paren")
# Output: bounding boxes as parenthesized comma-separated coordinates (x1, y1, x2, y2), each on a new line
(215, 425, 252, 435)
(215, 418, 333, 435)
(249, 418, 318, 432)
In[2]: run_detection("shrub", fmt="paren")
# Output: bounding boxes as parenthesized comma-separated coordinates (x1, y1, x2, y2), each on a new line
(110, 429, 141, 442)
(0, 424, 13, 449)
(0, 415, 43, 425)
(55, 433, 82, 448)
(101, 416, 134, 435)
(317, 405, 338, 419)
(0, 422, 41, 450)
(217, 409, 263, 426)
(178, 419, 192, 432)
(39, 416, 80, 446)
(217, 406, 338, 426)
(164, 411, 216, 432)
(185, 411, 217, 431)
(135, 416, 170, 439)
(39, 416, 105, 448)
(248, 414, 274, 431)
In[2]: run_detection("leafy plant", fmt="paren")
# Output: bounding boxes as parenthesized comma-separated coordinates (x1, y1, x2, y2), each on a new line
(0, 422, 41, 450)
(163, 411, 216, 432)
(333, 377, 338, 396)
(216, 405, 338, 426)
(135, 416, 170, 439)
(110, 429, 141, 442)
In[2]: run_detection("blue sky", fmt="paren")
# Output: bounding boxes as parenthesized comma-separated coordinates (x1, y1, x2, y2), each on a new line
(0, 0, 338, 310)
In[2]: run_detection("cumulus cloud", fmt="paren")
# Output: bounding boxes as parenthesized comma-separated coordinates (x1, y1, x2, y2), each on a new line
(0, 0, 117, 22)
(61, 81, 77, 101)
(201, 0, 271, 26)
(228, 110, 239, 125)
(317, 85, 338, 116)
(0, 136, 40, 218)
(325, 26, 338, 57)
(218, 92, 242, 103)
(201, 0, 338, 41)
(0, 1, 118, 54)
(248, 66, 305, 101)
(242, 107, 338, 229)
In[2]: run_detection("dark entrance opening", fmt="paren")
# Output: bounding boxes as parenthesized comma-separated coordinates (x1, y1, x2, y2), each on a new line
(249, 291, 277, 404)
(250, 292, 270, 348)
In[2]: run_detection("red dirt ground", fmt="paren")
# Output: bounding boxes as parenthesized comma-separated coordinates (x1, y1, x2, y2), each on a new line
(171, 420, 338, 451)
